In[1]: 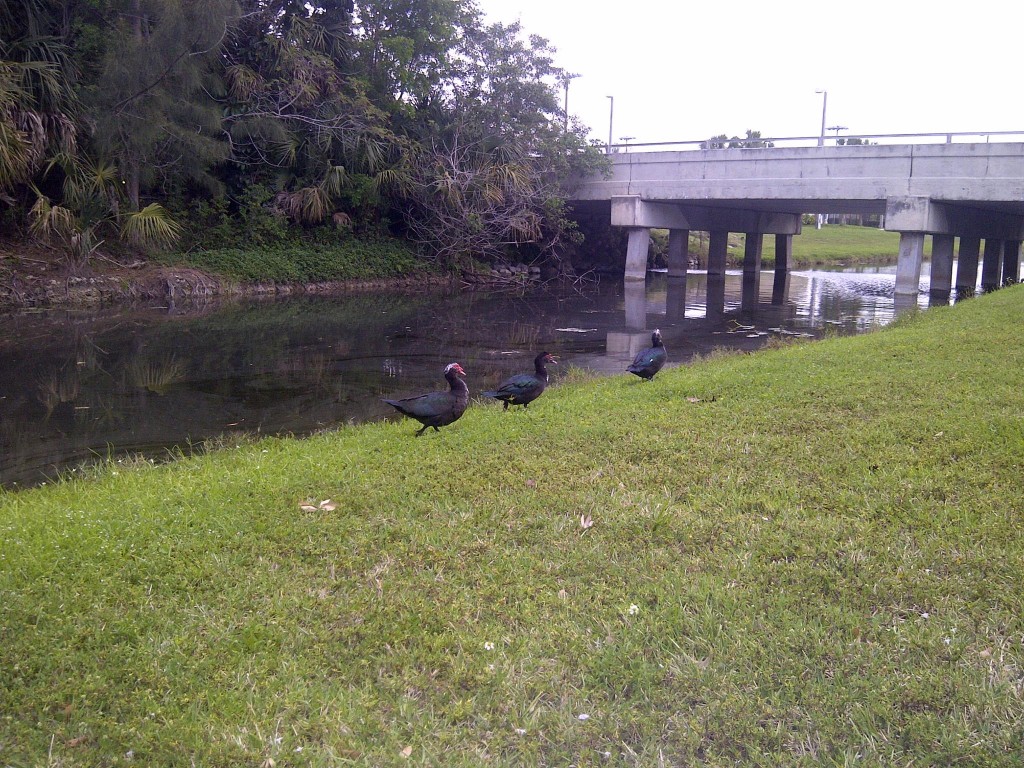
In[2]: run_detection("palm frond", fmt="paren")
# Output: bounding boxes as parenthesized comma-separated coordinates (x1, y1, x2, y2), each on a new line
(0, 121, 31, 190)
(318, 165, 346, 196)
(120, 203, 182, 250)
(224, 64, 261, 102)
(28, 192, 77, 241)
(373, 168, 413, 196)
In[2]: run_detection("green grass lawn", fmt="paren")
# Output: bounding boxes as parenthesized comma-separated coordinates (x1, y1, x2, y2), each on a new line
(2, 287, 1023, 766)
(689, 224, 928, 268)
(761, 224, 919, 265)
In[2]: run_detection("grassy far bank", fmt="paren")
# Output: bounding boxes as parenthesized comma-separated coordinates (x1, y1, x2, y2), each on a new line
(158, 237, 438, 283)
(652, 224, 916, 271)
(761, 223, 922, 265)
(2, 287, 1023, 766)
(0, 234, 444, 310)
(731, 224, 922, 267)
(164, 224, 911, 282)
(2, 224, 913, 306)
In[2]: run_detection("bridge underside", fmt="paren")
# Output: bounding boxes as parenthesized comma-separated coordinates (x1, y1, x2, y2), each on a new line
(574, 195, 1024, 297)
(568, 143, 1024, 296)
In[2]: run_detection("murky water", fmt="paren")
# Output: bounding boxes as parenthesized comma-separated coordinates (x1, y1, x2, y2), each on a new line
(0, 262, 978, 487)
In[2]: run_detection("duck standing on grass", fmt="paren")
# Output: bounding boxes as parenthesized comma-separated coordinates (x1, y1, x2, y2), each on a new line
(482, 351, 557, 410)
(627, 329, 667, 381)
(383, 362, 468, 436)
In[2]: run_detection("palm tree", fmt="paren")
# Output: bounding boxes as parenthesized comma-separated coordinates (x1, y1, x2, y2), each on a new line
(1, 2, 79, 203)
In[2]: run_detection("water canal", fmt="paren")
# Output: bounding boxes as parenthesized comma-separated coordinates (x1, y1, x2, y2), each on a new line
(0, 261, 981, 487)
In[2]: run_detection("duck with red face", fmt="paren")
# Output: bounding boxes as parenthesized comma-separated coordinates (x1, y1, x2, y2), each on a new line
(383, 362, 469, 436)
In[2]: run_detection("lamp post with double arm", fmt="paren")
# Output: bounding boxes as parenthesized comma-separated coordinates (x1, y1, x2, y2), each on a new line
(815, 89, 827, 147)
(606, 95, 614, 153)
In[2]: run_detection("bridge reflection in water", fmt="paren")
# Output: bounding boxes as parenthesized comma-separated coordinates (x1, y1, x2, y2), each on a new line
(604, 260, 987, 364)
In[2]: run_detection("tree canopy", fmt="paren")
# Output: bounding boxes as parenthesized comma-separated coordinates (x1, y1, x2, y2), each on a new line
(0, 0, 605, 269)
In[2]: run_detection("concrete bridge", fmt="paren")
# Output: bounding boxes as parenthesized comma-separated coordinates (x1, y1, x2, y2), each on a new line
(567, 137, 1024, 296)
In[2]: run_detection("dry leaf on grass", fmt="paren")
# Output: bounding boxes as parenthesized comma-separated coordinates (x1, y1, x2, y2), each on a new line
(300, 499, 337, 512)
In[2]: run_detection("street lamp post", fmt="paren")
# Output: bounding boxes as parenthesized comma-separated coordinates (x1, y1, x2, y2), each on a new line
(562, 73, 579, 134)
(827, 125, 848, 144)
(606, 95, 614, 153)
(619, 136, 635, 153)
(815, 89, 827, 147)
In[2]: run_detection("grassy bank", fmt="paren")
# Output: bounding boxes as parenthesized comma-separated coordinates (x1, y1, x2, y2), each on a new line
(161, 237, 434, 283)
(691, 224, 921, 268)
(762, 224, 928, 265)
(2, 287, 1023, 766)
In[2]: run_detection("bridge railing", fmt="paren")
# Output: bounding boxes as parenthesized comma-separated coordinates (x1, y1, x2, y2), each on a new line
(606, 130, 1024, 153)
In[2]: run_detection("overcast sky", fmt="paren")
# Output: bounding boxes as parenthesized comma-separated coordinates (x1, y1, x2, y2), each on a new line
(475, 0, 1024, 147)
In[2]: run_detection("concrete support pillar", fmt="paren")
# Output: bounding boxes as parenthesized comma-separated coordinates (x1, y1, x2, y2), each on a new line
(771, 269, 790, 305)
(956, 237, 980, 294)
(981, 239, 1003, 292)
(740, 233, 763, 313)
(895, 232, 926, 295)
(741, 271, 761, 312)
(667, 229, 689, 278)
(706, 273, 726, 317)
(666, 274, 687, 321)
(708, 230, 729, 276)
(625, 227, 651, 281)
(774, 234, 792, 274)
(623, 278, 646, 329)
(743, 233, 763, 274)
(1003, 240, 1022, 284)
(930, 234, 955, 298)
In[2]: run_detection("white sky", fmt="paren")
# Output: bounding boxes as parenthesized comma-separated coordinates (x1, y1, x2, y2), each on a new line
(475, 0, 1024, 147)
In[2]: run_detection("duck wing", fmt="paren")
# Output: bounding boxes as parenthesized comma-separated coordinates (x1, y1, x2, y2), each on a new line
(384, 390, 462, 425)
(483, 373, 543, 402)
(628, 346, 667, 377)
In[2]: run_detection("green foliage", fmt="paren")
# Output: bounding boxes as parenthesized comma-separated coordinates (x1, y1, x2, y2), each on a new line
(702, 129, 774, 149)
(3, 0, 604, 271)
(353, 0, 478, 112)
(84, 0, 236, 209)
(395, 16, 606, 268)
(0, 3, 79, 193)
(120, 203, 182, 249)
(164, 237, 429, 282)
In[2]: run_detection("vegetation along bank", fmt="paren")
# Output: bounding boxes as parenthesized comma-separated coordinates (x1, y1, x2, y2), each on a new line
(2, 286, 1022, 765)
(1, 2, 607, 303)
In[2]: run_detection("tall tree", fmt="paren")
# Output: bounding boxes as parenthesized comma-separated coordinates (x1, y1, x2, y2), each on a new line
(220, 0, 402, 229)
(395, 19, 605, 267)
(351, 0, 477, 118)
(86, 0, 237, 210)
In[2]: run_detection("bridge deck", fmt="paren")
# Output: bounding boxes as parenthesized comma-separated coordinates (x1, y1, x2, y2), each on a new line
(568, 142, 1024, 294)
(570, 143, 1024, 218)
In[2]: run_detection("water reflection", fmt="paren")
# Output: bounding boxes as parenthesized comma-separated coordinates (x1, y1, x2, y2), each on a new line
(0, 263, 956, 487)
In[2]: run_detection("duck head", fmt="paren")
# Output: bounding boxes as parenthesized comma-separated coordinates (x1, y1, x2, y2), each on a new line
(444, 362, 466, 377)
